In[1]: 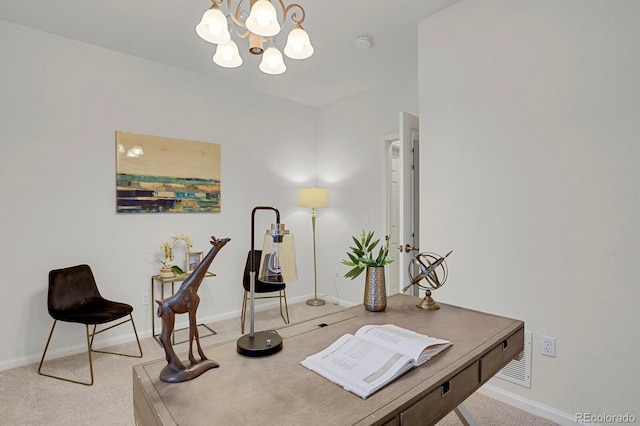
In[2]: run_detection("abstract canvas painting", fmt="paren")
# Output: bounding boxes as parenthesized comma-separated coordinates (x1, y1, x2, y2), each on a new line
(116, 131, 221, 213)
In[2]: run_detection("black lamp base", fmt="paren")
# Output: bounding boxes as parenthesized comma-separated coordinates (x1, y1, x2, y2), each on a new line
(237, 330, 283, 357)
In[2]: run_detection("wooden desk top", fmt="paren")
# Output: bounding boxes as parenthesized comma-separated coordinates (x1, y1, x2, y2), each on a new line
(133, 294, 523, 426)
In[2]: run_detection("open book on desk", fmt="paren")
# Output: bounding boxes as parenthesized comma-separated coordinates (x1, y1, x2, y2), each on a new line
(300, 324, 452, 399)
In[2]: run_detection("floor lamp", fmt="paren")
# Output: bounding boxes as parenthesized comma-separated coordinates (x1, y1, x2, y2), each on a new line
(237, 206, 297, 357)
(299, 188, 328, 306)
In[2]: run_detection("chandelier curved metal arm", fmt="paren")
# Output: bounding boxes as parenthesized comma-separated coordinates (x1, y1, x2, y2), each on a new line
(280, 1, 306, 26)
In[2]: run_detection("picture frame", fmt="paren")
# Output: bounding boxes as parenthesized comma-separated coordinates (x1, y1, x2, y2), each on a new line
(186, 252, 203, 273)
(116, 131, 221, 213)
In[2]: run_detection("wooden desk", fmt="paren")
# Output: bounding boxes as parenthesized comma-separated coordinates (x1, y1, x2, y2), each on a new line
(133, 294, 523, 425)
(150, 272, 215, 345)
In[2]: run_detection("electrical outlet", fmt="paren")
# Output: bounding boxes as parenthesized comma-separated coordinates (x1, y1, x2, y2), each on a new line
(142, 292, 150, 306)
(541, 335, 556, 357)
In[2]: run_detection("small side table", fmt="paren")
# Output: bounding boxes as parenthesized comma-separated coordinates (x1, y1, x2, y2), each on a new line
(150, 272, 216, 346)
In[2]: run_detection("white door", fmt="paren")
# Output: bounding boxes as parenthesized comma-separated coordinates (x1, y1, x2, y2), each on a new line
(399, 112, 420, 296)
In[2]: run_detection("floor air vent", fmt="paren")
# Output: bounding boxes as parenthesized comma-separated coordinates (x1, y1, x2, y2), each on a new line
(495, 331, 532, 388)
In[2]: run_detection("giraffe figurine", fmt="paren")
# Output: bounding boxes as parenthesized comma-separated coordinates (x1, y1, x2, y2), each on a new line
(156, 235, 230, 383)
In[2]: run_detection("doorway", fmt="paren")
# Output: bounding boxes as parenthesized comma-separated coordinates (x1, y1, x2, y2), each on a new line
(386, 140, 401, 294)
(386, 112, 419, 295)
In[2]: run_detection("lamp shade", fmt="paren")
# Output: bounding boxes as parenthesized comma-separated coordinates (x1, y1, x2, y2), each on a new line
(246, 0, 280, 37)
(259, 47, 286, 75)
(299, 187, 328, 208)
(195, 6, 230, 44)
(259, 223, 297, 283)
(284, 25, 314, 60)
(213, 40, 243, 68)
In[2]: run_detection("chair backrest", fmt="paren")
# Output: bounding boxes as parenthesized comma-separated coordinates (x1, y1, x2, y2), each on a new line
(48, 264, 101, 315)
(243, 250, 286, 292)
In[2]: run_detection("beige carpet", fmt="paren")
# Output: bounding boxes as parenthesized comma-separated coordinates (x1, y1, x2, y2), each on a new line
(0, 301, 556, 425)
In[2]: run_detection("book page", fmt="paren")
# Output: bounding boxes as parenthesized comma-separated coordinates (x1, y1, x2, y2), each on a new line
(355, 324, 451, 365)
(300, 334, 414, 399)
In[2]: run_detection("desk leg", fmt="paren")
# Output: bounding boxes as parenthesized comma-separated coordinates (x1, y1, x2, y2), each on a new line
(454, 403, 478, 426)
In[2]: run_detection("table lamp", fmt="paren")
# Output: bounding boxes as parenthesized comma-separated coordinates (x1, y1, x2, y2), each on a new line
(237, 206, 297, 357)
(299, 187, 328, 306)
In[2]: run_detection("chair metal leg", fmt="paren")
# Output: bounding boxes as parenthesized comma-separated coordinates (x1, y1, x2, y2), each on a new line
(38, 314, 142, 386)
(130, 314, 144, 357)
(280, 289, 290, 324)
(242, 289, 289, 333)
(37, 320, 57, 375)
(38, 320, 95, 386)
(90, 314, 143, 358)
(241, 290, 248, 334)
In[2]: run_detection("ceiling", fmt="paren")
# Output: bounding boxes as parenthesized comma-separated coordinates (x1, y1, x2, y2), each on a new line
(0, 0, 460, 107)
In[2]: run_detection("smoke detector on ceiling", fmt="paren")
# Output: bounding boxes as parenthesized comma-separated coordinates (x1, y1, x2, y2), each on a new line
(354, 36, 373, 49)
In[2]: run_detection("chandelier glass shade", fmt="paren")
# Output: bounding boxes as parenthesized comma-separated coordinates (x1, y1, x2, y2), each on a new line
(213, 40, 243, 68)
(196, 0, 314, 75)
(196, 7, 230, 44)
(246, 0, 280, 37)
(259, 46, 286, 74)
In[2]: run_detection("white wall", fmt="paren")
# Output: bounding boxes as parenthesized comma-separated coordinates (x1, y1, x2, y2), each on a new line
(0, 19, 420, 371)
(418, 0, 640, 420)
(315, 75, 419, 305)
(0, 20, 317, 369)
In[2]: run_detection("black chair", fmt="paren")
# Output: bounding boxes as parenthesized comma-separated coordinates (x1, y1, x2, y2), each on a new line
(38, 264, 143, 385)
(241, 250, 289, 334)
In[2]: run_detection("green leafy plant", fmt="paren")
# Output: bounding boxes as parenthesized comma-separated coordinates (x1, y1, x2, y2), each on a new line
(341, 229, 393, 280)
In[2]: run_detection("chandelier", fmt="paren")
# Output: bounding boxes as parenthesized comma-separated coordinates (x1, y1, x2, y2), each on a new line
(196, 0, 314, 75)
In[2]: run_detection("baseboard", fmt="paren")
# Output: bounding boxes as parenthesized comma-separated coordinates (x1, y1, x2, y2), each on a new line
(479, 383, 584, 425)
(1, 293, 349, 372)
(0, 329, 143, 372)
(318, 292, 357, 307)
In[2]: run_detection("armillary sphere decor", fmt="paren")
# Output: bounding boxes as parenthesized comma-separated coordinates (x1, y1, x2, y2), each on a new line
(402, 251, 453, 310)
(196, 0, 314, 74)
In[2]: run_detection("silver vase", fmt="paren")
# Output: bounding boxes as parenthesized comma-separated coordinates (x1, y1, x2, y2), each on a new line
(364, 266, 387, 312)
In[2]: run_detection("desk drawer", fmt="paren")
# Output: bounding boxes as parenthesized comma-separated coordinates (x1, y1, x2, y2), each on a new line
(480, 327, 524, 383)
(399, 361, 479, 426)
